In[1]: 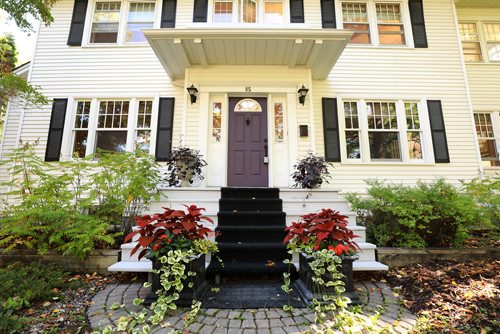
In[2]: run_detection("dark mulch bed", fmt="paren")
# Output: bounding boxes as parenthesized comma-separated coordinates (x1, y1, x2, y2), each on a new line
(384, 260, 499, 334)
(21, 272, 141, 334)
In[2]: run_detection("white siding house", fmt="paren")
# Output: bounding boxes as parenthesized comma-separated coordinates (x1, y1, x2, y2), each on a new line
(1, 0, 499, 272)
(3, 0, 497, 193)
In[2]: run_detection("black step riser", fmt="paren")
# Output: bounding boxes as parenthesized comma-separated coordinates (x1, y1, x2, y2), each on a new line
(216, 230, 286, 243)
(218, 250, 289, 262)
(218, 215, 286, 226)
(219, 200, 282, 212)
(221, 187, 280, 199)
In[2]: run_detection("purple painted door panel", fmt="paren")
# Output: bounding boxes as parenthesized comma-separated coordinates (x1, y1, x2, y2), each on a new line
(228, 97, 268, 187)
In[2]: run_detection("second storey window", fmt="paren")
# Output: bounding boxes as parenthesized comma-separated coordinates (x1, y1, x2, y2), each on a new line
(90, 0, 156, 44)
(459, 21, 500, 63)
(376, 3, 405, 45)
(485, 23, 500, 62)
(341, 1, 408, 47)
(91, 2, 121, 43)
(211, 0, 284, 24)
(342, 2, 370, 44)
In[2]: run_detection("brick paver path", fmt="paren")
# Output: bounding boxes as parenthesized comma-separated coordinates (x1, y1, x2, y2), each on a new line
(87, 281, 416, 333)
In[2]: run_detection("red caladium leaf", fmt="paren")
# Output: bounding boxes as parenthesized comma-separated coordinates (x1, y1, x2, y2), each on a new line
(138, 236, 155, 248)
(130, 242, 142, 257)
(137, 248, 149, 261)
(124, 230, 139, 243)
(181, 220, 196, 231)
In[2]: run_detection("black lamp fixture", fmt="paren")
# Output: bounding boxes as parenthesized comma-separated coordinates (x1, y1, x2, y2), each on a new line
(187, 84, 198, 104)
(298, 85, 309, 105)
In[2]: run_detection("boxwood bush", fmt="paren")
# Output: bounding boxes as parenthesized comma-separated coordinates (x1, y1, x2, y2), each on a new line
(346, 179, 482, 248)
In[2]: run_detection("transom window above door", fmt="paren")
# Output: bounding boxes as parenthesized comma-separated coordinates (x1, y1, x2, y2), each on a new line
(211, 0, 286, 24)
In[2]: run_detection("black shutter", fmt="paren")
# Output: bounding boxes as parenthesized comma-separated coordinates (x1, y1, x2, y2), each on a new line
(322, 98, 341, 162)
(409, 0, 428, 48)
(67, 0, 89, 46)
(155, 98, 175, 161)
(427, 100, 449, 163)
(161, 0, 177, 28)
(193, 0, 208, 22)
(45, 99, 68, 162)
(290, 0, 305, 23)
(320, 0, 337, 28)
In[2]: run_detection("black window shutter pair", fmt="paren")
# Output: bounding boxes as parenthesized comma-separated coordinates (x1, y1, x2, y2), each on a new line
(45, 98, 175, 162)
(321, 98, 449, 163)
(67, 0, 176, 45)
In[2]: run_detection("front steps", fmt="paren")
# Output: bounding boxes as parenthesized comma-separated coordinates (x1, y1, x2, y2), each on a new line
(108, 187, 388, 272)
(206, 187, 293, 279)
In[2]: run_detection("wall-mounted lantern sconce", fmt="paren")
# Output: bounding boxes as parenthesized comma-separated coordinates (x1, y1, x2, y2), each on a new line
(298, 85, 309, 105)
(187, 84, 198, 104)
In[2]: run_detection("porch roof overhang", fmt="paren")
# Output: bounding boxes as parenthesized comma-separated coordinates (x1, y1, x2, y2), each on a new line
(143, 28, 353, 81)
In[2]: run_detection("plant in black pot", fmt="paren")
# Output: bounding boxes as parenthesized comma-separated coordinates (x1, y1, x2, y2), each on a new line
(164, 147, 207, 187)
(124, 205, 218, 308)
(282, 208, 361, 315)
(291, 152, 332, 189)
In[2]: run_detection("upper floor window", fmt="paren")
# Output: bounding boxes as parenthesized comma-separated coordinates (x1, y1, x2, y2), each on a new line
(474, 112, 500, 167)
(90, 0, 156, 44)
(211, 0, 285, 24)
(459, 21, 500, 63)
(340, 1, 407, 46)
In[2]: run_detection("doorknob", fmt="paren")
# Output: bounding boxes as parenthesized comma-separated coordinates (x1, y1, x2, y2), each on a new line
(245, 117, 251, 126)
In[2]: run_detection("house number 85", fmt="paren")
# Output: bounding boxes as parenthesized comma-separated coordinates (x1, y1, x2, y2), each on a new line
(245, 86, 252, 92)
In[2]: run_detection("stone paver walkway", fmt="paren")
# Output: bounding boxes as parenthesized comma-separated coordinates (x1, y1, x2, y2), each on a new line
(87, 281, 416, 333)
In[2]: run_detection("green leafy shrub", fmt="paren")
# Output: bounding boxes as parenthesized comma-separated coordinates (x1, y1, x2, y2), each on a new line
(461, 177, 500, 237)
(347, 179, 480, 248)
(0, 142, 161, 258)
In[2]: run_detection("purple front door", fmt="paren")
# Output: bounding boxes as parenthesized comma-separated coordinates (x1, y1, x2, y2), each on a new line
(228, 97, 269, 187)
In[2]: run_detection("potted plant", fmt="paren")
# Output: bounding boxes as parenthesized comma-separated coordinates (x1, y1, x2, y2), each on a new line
(124, 205, 217, 306)
(164, 147, 207, 187)
(283, 208, 360, 305)
(291, 152, 332, 189)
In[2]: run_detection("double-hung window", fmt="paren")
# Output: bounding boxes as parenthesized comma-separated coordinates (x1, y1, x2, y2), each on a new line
(90, 0, 156, 44)
(342, 99, 427, 162)
(135, 100, 153, 152)
(72, 101, 91, 158)
(474, 112, 500, 167)
(211, 0, 285, 24)
(459, 21, 500, 63)
(71, 99, 156, 157)
(340, 1, 408, 46)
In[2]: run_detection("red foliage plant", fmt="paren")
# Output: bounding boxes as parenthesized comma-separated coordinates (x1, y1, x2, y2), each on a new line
(283, 208, 360, 254)
(124, 204, 214, 260)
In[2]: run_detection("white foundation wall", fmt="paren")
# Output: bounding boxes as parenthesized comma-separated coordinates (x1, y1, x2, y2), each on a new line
(456, 7, 500, 179)
(313, 0, 482, 192)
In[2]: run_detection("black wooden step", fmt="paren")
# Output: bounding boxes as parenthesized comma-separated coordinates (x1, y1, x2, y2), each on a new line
(219, 198, 282, 212)
(221, 187, 280, 199)
(206, 261, 296, 277)
(217, 211, 286, 226)
(216, 225, 286, 243)
(217, 242, 289, 262)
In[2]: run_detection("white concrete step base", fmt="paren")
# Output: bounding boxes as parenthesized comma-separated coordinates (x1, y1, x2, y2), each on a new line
(108, 259, 388, 272)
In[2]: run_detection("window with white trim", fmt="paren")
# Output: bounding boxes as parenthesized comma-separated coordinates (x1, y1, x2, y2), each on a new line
(474, 112, 500, 167)
(72, 101, 91, 158)
(340, 1, 408, 46)
(211, 0, 285, 24)
(71, 99, 156, 157)
(90, 0, 156, 44)
(341, 99, 428, 162)
(459, 21, 500, 63)
(135, 100, 153, 152)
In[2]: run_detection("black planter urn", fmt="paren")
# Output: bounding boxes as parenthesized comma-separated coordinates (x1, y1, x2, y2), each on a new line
(294, 252, 360, 305)
(144, 254, 209, 306)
